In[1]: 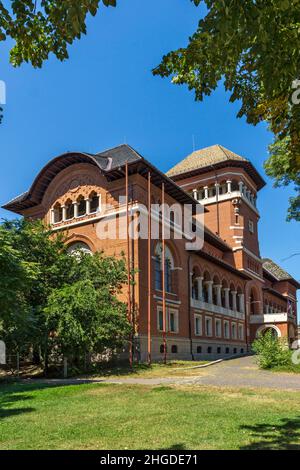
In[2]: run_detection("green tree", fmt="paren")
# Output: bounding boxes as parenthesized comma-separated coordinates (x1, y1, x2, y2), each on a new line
(252, 330, 291, 369)
(0, 0, 116, 67)
(0, 224, 38, 352)
(0, 219, 73, 361)
(45, 252, 130, 365)
(154, 0, 300, 220)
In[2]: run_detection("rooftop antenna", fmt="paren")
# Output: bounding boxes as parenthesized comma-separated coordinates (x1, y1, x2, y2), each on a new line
(124, 135, 127, 144)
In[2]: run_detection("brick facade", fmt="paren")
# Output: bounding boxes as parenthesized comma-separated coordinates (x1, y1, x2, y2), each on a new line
(3, 144, 299, 361)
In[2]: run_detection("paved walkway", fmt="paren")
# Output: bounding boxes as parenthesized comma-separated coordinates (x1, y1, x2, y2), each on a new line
(24, 356, 300, 391)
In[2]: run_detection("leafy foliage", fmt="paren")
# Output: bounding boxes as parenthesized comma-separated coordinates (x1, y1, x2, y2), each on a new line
(252, 330, 291, 370)
(45, 252, 129, 358)
(0, 219, 129, 366)
(0, 0, 116, 68)
(265, 136, 300, 221)
(154, 0, 300, 220)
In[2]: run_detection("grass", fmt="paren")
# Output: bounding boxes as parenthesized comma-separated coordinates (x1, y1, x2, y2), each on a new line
(87, 360, 209, 379)
(1, 360, 209, 381)
(271, 363, 300, 374)
(0, 381, 300, 450)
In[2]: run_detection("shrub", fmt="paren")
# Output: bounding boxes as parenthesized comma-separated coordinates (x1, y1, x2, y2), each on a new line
(252, 330, 291, 369)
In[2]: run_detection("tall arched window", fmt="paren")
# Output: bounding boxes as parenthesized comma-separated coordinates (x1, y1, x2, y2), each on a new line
(89, 191, 100, 214)
(65, 199, 74, 220)
(53, 203, 62, 223)
(154, 243, 174, 293)
(77, 195, 86, 217)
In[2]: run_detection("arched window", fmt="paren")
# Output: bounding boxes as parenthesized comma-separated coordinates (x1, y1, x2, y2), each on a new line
(237, 287, 243, 313)
(249, 287, 260, 315)
(229, 283, 235, 310)
(53, 203, 62, 224)
(65, 199, 74, 220)
(221, 280, 228, 308)
(154, 243, 174, 293)
(89, 191, 100, 214)
(192, 271, 199, 300)
(171, 345, 178, 354)
(212, 275, 220, 305)
(67, 242, 92, 256)
(202, 271, 211, 303)
(77, 196, 86, 217)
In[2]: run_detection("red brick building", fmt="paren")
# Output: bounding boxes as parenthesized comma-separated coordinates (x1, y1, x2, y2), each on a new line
(3, 144, 299, 360)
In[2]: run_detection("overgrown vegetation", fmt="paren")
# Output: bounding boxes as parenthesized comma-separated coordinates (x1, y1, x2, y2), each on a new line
(0, 219, 130, 374)
(252, 330, 291, 370)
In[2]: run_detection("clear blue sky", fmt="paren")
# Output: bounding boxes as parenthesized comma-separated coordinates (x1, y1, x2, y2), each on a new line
(0, 0, 299, 300)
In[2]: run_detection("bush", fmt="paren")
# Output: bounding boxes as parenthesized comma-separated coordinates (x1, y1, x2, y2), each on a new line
(252, 330, 291, 369)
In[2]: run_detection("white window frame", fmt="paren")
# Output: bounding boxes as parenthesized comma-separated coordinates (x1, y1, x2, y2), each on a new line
(168, 308, 179, 333)
(194, 314, 202, 336)
(157, 306, 179, 333)
(215, 319, 222, 338)
(157, 307, 164, 332)
(224, 320, 230, 339)
(205, 316, 213, 337)
(231, 322, 237, 339)
(238, 324, 244, 341)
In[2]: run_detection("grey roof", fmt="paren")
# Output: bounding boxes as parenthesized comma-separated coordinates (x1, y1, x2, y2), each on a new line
(167, 144, 247, 177)
(96, 144, 142, 169)
(262, 258, 298, 284)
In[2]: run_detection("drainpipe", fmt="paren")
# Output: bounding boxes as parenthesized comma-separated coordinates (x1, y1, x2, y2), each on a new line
(188, 254, 194, 361)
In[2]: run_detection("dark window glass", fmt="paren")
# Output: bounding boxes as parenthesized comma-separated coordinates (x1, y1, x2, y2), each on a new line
(90, 195, 99, 213)
(78, 198, 86, 216)
(66, 203, 74, 220)
(155, 256, 162, 290)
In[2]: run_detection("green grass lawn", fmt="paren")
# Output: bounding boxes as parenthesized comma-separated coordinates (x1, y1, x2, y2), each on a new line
(0, 361, 208, 381)
(1, 382, 300, 450)
(87, 360, 209, 379)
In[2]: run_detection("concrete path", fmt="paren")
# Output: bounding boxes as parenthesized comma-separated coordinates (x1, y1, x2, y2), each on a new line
(23, 356, 300, 391)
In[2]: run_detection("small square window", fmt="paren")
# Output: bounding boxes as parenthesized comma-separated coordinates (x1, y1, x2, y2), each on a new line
(197, 346, 202, 354)
(248, 220, 254, 233)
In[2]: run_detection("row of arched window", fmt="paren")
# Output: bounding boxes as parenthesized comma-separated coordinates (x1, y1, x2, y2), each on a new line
(51, 192, 100, 224)
(191, 270, 245, 313)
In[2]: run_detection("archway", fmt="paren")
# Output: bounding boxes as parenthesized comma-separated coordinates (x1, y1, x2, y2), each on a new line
(256, 325, 281, 338)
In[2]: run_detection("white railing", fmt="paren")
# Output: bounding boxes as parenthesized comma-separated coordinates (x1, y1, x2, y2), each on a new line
(249, 313, 288, 324)
(191, 298, 245, 320)
(198, 190, 258, 214)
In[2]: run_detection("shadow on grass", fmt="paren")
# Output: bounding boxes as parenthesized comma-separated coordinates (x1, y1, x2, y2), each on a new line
(0, 381, 92, 421)
(239, 416, 300, 450)
(159, 443, 187, 450)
